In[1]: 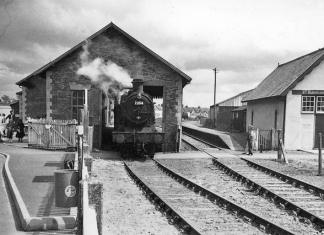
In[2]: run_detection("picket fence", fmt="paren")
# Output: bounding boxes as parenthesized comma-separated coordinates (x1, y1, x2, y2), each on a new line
(252, 128, 279, 151)
(28, 119, 78, 150)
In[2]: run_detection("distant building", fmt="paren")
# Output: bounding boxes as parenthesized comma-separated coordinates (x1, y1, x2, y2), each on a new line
(154, 104, 163, 127)
(10, 100, 20, 122)
(0, 103, 11, 123)
(243, 47, 324, 150)
(210, 90, 252, 130)
(182, 106, 209, 119)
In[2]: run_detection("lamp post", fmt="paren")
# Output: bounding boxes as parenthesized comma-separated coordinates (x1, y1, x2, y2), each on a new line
(213, 68, 219, 125)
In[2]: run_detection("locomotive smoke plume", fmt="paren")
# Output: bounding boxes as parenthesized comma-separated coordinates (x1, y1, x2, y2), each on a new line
(77, 41, 132, 102)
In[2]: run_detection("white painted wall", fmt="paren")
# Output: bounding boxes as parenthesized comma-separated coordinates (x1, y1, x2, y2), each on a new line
(285, 60, 324, 150)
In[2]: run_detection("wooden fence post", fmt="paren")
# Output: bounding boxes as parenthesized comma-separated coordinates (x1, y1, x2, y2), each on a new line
(271, 128, 275, 150)
(319, 133, 322, 176)
(83, 105, 89, 145)
(277, 129, 282, 161)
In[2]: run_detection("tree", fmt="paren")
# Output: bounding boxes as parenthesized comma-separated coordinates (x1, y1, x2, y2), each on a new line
(0, 95, 16, 104)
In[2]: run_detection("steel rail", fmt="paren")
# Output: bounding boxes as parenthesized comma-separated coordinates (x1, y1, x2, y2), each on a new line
(183, 130, 324, 230)
(182, 132, 222, 150)
(184, 128, 324, 201)
(181, 138, 200, 151)
(242, 157, 324, 199)
(152, 159, 295, 235)
(211, 157, 324, 229)
(124, 161, 201, 235)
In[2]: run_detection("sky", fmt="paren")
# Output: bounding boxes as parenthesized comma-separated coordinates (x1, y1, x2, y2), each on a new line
(0, 0, 324, 108)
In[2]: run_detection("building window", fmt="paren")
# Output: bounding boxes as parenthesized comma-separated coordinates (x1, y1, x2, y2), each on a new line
(301, 96, 315, 113)
(251, 111, 254, 125)
(72, 90, 85, 120)
(317, 96, 324, 113)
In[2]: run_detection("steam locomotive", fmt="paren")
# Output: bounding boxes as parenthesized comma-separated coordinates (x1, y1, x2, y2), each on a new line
(112, 79, 165, 158)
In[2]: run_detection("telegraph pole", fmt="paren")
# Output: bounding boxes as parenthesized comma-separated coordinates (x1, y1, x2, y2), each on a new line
(213, 68, 219, 125)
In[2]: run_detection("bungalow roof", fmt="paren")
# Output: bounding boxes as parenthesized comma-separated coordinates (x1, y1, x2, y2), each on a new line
(243, 47, 324, 102)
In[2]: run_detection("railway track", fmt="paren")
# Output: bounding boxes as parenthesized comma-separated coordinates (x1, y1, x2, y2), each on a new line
(182, 130, 324, 232)
(124, 159, 295, 234)
(213, 157, 324, 230)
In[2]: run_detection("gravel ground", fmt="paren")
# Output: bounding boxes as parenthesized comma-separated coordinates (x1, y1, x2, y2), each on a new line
(158, 158, 324, 235)
(91, 151, 179, 235)
(248, 157, 324, 189)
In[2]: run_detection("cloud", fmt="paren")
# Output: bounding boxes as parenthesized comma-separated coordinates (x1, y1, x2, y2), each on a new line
(1, 0, 324, 106)
(0, 62, 25, 98)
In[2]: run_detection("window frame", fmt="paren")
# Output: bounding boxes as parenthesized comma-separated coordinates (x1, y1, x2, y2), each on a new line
(301, 96, 315, 113)
(316, 96, 324, 114)
(71, 90, 85, 120)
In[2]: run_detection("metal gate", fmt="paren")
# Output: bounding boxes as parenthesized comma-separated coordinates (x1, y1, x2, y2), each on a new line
(28, 119, 77, 150)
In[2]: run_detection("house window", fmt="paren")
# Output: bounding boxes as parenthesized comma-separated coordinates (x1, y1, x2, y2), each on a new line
(316, 96, 324, 113)
(251, 111, 254, 125)
(301, 96, 315, 113)
(72, 90, 85, 120)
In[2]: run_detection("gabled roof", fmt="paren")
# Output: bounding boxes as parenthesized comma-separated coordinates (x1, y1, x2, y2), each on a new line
(243, 47, 324, 102)
(217, 89, 253, 105)
(16, 22, 192, 86)
(0, 102, 11, 107)
(231, 105, 247, 112)
(10, 100, 19, 105)
(200, 107, 209, 112)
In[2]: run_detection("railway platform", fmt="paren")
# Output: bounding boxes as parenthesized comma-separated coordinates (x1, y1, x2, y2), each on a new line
(0, 139, 76, 234)
(182, 121, 247, 151)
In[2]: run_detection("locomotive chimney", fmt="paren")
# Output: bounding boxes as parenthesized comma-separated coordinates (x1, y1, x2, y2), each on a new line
(132, 79, 144, 93)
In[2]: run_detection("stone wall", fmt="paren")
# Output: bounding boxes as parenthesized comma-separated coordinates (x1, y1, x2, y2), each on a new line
(22, 26, 185, 151)
(25, 75, 47, 118)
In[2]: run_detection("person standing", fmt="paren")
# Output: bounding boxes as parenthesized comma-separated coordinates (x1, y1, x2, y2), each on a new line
(247, 125, 254, 155)
(16, 119, 25, 142)
(6, 119, 14, 143)
(5, 110, 14, 121)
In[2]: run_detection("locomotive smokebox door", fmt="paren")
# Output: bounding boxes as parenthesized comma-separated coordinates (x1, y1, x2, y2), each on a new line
(123, 79, 153, 127)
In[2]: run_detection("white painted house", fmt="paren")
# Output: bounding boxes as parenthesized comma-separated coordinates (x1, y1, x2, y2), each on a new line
(243, 48, 324, 150)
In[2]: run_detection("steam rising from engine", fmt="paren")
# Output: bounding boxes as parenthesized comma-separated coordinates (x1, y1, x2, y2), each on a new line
(77, 41, 132, 102)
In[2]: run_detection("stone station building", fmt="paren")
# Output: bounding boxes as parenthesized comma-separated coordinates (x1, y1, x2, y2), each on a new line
(16, 22, 192, 150)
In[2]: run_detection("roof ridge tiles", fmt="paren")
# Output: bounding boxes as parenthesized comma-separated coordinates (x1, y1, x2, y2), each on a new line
(278, 47, 324, 67)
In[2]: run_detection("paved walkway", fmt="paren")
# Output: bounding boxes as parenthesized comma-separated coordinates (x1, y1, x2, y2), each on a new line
(0, 140, 76, 234)
(0, 153, 24, 235)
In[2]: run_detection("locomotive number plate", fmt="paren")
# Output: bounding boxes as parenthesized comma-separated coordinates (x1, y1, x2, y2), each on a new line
(135, 101, 144, 106)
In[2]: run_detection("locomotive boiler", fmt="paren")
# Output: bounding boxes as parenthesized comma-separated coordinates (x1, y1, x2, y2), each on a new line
(112, 79, 165, 158)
